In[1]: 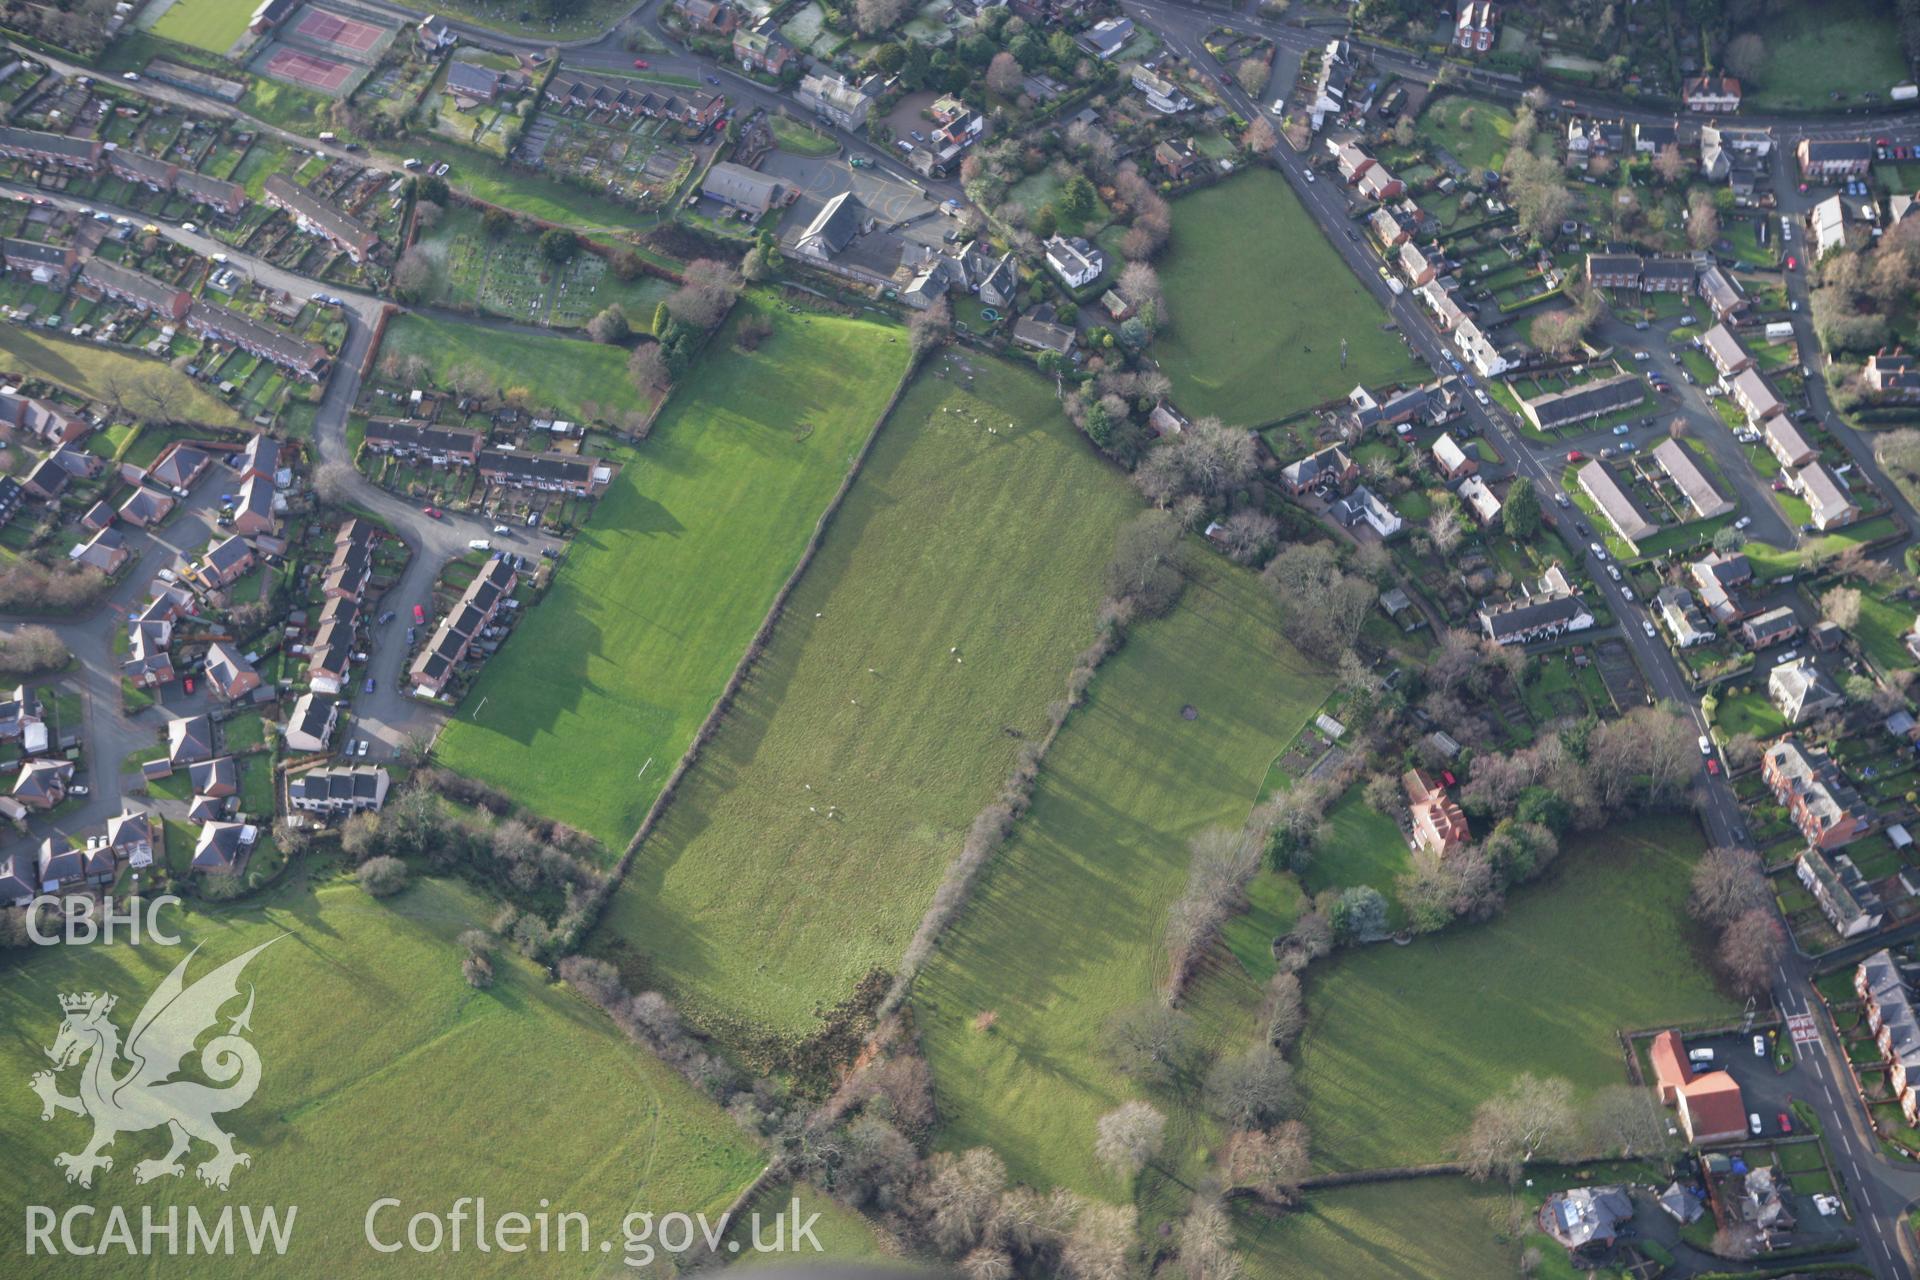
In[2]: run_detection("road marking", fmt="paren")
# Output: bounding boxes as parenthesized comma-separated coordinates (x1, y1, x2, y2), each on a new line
(1789, 1012, 1821, 1045)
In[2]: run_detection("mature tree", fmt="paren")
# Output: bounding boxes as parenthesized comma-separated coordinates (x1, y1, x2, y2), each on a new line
(1243, 115, 1278, 153)
(1106, 509, 1186, 616)
(390, 248, 437, 304)
(1218, 510, 1279, 566)
(1652, 143, 1690, 185)
(666, 258, 743, 330)
(1061, 1202, 1135, 1280)
(1688, 845, 1770, 927)
(313, 461, 356, 506)
(1177, 1198, 1239, 1280)
(0, 625, 67, 677)
(1330, 885, 1389, 943)
(854, 0, 911, 34)
(357, 855, 409, 898)
(1204, 1045, 1297, 1129)
(909, 297, 953, 355)
(539, 229, 578, 263)
(1222, 1121, 1309, 1200)
(1723, 32, 1767, 83)
(587, 303, 630, 345)
(1103, 1000, 1199, 1088)
(987, 50, 1024, 96)
(1428, 504, 1465, 556)
(1461, 1073, 1579, 1180)
(1717, 907, 1785, 997)
(1263, 971, 1304, 1050)
(918, 1148, 1005, 1254)
(1093, 1101, 1166, 1178)
(1234, 57, 1268, 96)
(1686, 189, 1721, 251)
(1264, 542, 1377, 662)
(1822, 585, 1863, 630)
(628, 341, 672, 395)
(1585, 1084, 1674, 1159)
(1503, 476, 1542, 539)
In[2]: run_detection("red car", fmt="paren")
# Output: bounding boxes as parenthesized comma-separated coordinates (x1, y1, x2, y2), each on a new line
(413, 604, 426, 624)
(1566, 450, 1586, 462)
(183, 676, 194, 694)
(633, 58, 650, 69)
(1707, 757, 1720, 776)
(1778, 1112, 1792, 1133)
(422, 505, 442, 519)
(1786, 255, 1798, 271)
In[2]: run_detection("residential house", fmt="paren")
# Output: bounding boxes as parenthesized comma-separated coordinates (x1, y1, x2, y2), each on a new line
(1330, 486, 1402, 538)
(69, 527, 130, 575)
(284, 692, 337, 753)
(1810, 193, 1864, 258)
(0, 389, 88, 446)
(1866, 349, 1920, 400)
(1044, 235, 1104, 289)
(1522, 374, 1642, 432)
(408, 556, 518, 697)
(1656, 585, 1715, 647)
(1368, 204, 1412, 248)
(0, 850, 33, 906)
(1542, 1186, 1634, 1258)
(1454, 1, 1498, 53)
(1397, 241, 1437, 287)
(262, 175, 380, 263)
(151, 443, 213, 491)
(79, 257, 191, 322)
(118, 487, 174, 528)
(1332, 139, 1375, 184)
(1565, 117, 1626, 157)
(1478, 582, 1595, 646)
(1404, 768, 1470, 856)
(1308, 38, 1351, 128)
(1012, 308, 1075, 356)
(1649, 1030, 1750, 1145)
(1451, 316, 1508, 378)
(476, 449, 616, 497)
(192, 821, 254, 874)
(732, 28, 794, 75)
(417, 13, 457, 52)
(1794, 461, 1857, 530)
(1458, 475, 1502, 525)
(1702, 323, 1752, 378)
(1858, 950, 1920, 1123)
(361, 419, 484, 466)
(203, 642, 261, 702)
(167, 713, 214, 767)
(288, 764, 391, 815)
(1129, 64, 1192, 114)
(1577, 460, 1659, 550)
(1154, 138, 1199, 181)
(1770, 657, 1844, 725)
(1698, 265, 1746, 320)
(1432, 433, 1476, 481)
(239, 432, 280, 484)
(1281, 442, 1355, 494)
(1586, 253, 1646, 289)
(0, 125, 103, 172)
(1730, 368, 1784, 426)
(1651, 439, 1734, 519)
(231, 473, 275, 536)
(1763, 416, 1816, 469)
(673, 0, 735, 33)
(1798, 848, 1883, 937)
(1356, 165, 1404, 202)
(1684, 76, 1742, 113)
(1766, 737, 1874, 850)
(35, 838, 87, 892)
(189, 755, 238, 799)
(197, 535, 256, 589)
(106, 811, 154, 868)
(3, 237, 79, 285)
(702, 161, 784, 215)
(1741, 605, 1800, 650)
(796, 72, 869, 130)
(1634, 119, 1679, 155)
(1079, 16, 1134, 59)
(12, 758, 72, 810)
(1798, 138, 1873, 181)
(445, 59, 500, 106)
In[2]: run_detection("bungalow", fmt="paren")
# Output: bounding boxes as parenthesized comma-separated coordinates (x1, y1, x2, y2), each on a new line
(262, 175, 380, 264)
(1656, 585, 1715, 647)
(12, 758, 73, 810)
(1731, 368, 1784, 426)
(1794, 461, 1858, 531)
(1866, 350, 1920, 400)
(1767, 737, 1874, 851)
(1012, 310, 1076, 356)
(1770, 657, 1844, 725)
(288, 764, 390, 815)
(192, 821, 255, 875)
(203, 642, 261, 702)
(1684, 76, 1742, 113)
(1702, 323, 1752, 377)
(151, 443, 214, 490)
(1651, 439, 1734, 520)
(1576, 460, 1659, 550)
(1741, 605, 1801, 650)
(1432, 433, 1476, 481)
(1044, 235, 1105, 289)
(1080, 16, 1134, 59)
(198, 535, 256, 588)
(1281, 442, 1356, 494)
(1798, 138, 1873, 181)
(1522, 373, 1642, 432)
(284, 692, 338, 753)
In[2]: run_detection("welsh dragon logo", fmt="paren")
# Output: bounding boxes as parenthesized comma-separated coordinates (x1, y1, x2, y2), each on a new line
(30, 939, 279, 1191)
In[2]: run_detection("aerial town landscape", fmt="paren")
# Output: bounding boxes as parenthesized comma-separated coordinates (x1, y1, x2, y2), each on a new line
(13, 0, 1920, 1277)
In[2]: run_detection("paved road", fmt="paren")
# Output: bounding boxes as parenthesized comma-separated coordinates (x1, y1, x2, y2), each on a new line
(1115, 4, 1920, 1270)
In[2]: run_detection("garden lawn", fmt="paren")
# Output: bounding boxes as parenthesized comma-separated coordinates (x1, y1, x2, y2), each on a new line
(433, 301, 906, 848)
(377, 313, 649, 422)
(1296, 815, 1734, 1171)
(916, 552, 1326, 1206)
(1298, 786, 1412, 930)
(0, 875, 763, 1277)
(1853, 589, 1917, 676)
(1744, 0, 1909, 111)
(1416, 95, 1517, 173)
(1237, 1178, 1519, 1280)
(0, 325, 236, 426)
(1154, 169, 1424, 427)
(600, 357, 1137, 1041)
(148, 0, 258, 53)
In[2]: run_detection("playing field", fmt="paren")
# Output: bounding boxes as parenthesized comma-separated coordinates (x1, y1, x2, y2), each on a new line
(0, 876, 763, 1276)
(432, 301, 907, 848)
(148, 0, 257, 53)
(1743, 0, 1909, 110)
(916, 553, 1325, 1205)
(378, 313, 651, 423)
(1153, 168, 1425, 428)
(597, 355, 1140, 1043)
(1296, 815, 1735, 1172)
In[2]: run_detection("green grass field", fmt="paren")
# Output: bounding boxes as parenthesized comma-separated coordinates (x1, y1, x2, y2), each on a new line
(1299, 786, 1412, 931)
(1416, 95, 1517, 172)
(433, 301, 907, 848)
(916, 553, 1326, 1205)
(147, 0, 257, 53)
(1743, 0, 1909, 110)
(1237, 1178, 1518, 1279)
(599, 356, 1139, 1039)
(0, 325, 237, 426)
(1153, 169, 1424, 427)
(378, 313, 650, 423)
(0, 875, 763, 1276)
(1296, 815, 1734, 1171)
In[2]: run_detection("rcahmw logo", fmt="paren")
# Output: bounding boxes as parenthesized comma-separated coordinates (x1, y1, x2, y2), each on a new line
(23, 938, 298, 1259)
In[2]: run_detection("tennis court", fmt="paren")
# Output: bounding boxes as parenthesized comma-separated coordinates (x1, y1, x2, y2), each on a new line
(291, 6, 390, 55)
(259, 46, 357, 92)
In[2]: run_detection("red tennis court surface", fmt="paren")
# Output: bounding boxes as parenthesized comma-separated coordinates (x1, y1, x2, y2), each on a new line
(292, 7, 384, 51)
(262, 47, 354, 91)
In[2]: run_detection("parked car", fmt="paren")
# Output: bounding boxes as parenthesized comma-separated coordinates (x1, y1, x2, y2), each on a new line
(1621, 585, 1635, 602)
(1748, 1113, 1763, 1136)
(1698, 734, 1713, 756)
(1689, 1048, 1715, 1063)
(422, 505, 442, 519)
(1707, 757, 1720, 776)
(1606, 564, 1622, 581)
(1612, 423, 1631, 435)
(492, 524, 511, 536)
(378, 610, 395, 625)
(1554, 492, 1571, 508)
(363, 677, 376, 694)
(1589, 542, 1607, 561)
(1642, 620, 1656, 638)
(183, 676, 194, 694)
(357, 740, 370, 757)
(1734, 516, 1752, 530)
(70, 784, 89, 796)
(1566, 450, 1586, 462)
(633, 58, 650, 68)
(413, 604, 426, 624)
(1778, 1111, 1792, 1133)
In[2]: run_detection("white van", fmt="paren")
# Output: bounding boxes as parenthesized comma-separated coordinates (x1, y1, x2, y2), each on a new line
(1688, 1047, 1715, 1063)
(468, 539, 491, 552)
